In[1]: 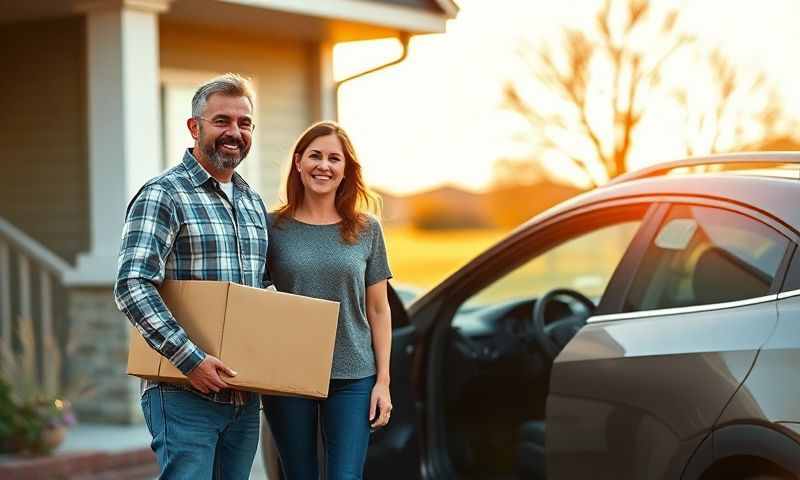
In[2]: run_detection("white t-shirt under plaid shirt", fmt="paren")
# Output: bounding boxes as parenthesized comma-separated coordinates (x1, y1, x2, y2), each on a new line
(114, 149, 270, 404)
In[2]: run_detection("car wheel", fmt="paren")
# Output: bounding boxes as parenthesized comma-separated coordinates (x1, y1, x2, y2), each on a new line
(700, 456, 795, 480)
(703, 467, 793, 480)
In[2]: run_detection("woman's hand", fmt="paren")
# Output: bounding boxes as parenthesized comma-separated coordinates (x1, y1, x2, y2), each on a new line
(369, 381, 392, 429)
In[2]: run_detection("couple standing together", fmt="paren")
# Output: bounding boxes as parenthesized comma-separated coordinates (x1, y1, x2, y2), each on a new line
(114, 73, 393, 479)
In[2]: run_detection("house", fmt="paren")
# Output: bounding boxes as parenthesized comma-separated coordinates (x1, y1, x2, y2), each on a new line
(0, 0, 457, 423)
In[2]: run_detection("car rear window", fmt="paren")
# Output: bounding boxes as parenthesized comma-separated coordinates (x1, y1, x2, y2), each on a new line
(781, 248, 800, 293)
(625, 205, 789, 312)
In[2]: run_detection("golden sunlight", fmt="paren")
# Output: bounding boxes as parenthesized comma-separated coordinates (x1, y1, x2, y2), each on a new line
(336, 0, 800, 194)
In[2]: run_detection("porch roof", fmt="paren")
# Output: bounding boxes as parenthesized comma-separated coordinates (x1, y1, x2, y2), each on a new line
(200, 0, 459, 39)
(1, 0, 458, 40)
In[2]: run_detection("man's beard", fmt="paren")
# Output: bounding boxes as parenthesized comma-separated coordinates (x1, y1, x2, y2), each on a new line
(201, 132, 250, 170)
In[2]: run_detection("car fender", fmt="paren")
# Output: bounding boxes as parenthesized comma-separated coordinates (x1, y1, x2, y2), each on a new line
(682, 423, 800, 479)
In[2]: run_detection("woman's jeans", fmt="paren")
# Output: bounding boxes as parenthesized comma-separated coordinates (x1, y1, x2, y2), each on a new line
(141, 384, 260, 480)
(262, 375, 377, 480)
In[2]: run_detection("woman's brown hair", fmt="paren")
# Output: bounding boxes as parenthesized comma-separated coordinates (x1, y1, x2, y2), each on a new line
(275, 121, 380, 244)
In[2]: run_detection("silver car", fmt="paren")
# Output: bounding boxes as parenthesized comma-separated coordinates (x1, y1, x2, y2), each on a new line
(266, 153, 800, 480)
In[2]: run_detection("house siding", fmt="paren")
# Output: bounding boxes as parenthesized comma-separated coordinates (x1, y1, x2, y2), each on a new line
(159, 23, 313, 207)
(0, 17, 89, 263)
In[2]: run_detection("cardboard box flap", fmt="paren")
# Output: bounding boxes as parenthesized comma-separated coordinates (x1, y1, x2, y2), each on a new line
(126, 280, 230, 380)
(158, 280, 229, 357)
(126, 326, 161, 377)
(220, 284, 340, 398)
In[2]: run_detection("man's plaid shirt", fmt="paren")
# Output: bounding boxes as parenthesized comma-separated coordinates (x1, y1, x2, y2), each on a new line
(114, 150, 269, 404)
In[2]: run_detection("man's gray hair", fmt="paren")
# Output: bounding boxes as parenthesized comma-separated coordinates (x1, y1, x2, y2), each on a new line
(191, 73, 255, 118)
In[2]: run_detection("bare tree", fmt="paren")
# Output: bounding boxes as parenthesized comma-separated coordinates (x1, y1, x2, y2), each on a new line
(503, 0, 795, 186)
(675, 49, 789, 156)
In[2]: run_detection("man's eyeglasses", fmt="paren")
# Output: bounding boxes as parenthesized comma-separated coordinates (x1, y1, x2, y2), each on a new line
(198, 116, 255, 132)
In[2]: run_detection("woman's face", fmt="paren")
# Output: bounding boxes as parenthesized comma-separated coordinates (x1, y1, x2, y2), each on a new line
(295, 133, 347, 197)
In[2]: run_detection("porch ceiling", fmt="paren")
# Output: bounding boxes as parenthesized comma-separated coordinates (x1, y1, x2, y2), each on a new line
(165, 0, 401, 42)
(1, 0, 452, 41)
(0, 0, 75, 24)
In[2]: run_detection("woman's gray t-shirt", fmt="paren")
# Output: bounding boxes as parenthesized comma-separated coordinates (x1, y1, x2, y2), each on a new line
(266, 214, 392, 379)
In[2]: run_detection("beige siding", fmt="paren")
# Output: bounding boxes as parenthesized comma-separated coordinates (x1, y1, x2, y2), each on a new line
(160, 23, 314, 207)
(0, 17, 89, 263)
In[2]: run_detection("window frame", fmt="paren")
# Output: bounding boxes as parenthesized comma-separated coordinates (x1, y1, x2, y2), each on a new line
(407, 200, 663, 329)
(778, 244, 800, 298)
(591, 197, 797, 323)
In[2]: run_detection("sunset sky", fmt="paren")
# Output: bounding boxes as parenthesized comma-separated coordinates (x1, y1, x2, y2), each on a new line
(335, 0, 800, 194)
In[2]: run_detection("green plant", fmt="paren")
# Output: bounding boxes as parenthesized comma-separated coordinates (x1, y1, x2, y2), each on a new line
(0, 378, 18, 451)
(0, 316, 89, 454)
(0, 377, 45, 454)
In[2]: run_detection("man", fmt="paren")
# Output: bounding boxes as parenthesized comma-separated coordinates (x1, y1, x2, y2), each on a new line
(114, 73, 268, 479)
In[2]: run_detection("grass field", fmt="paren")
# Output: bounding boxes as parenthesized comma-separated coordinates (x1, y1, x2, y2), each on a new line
(384, 223, 637, 304)
(384, 226, 509, 292)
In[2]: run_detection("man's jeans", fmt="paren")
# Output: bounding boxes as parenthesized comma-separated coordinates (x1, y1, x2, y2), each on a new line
(141, 384, 260, 479)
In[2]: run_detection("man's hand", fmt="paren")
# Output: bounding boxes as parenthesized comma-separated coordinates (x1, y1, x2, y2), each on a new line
(186, 355, 236, 394)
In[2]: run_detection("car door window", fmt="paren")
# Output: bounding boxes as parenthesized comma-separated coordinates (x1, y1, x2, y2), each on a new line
(624, 204, 789, 312)
(781, 248, 800, 292)
(466, 220, 643, 307)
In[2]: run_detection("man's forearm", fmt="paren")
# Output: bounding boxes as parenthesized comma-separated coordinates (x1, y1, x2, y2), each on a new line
(115, 276, 205, 375)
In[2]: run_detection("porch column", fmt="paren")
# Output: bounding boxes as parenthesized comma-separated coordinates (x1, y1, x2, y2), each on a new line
(310, 40, 338, 122)
(68, 0, 172, 286)
(66, 0, 172, 424)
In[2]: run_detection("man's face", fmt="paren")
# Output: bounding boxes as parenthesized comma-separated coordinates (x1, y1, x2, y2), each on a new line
(192, 93, 253, 170)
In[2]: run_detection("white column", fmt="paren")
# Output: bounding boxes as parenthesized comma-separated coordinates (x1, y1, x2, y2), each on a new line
(0, 241, 10, 354)
(316, 41, 338, 121)
(67, 0, 171, 285)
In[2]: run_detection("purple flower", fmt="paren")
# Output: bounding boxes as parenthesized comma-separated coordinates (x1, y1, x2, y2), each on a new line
(62, 411, 77, 427)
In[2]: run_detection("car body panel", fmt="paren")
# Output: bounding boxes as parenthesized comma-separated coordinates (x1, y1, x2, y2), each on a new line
(548, 300, 778, 479)
(691, 290, 800, 477)
(680, 431, 713, 480)
(713, 293, 800, 427)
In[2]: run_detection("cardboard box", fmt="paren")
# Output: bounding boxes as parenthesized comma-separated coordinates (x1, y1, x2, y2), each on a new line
(127, 280, 340, 398)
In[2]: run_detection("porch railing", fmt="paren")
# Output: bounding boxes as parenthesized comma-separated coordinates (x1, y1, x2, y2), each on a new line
(0, 216, 74, 395)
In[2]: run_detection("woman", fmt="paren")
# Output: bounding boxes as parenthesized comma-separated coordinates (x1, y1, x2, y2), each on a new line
(263, 121, 393, 480)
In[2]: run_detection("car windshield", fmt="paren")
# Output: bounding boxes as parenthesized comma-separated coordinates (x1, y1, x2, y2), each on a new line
(464, 221, 642, 308)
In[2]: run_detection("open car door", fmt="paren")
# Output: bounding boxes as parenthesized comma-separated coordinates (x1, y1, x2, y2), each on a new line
(364, 282, 422, 479)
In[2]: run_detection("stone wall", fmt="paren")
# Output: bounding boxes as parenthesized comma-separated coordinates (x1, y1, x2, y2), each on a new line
(68, 287, 142, 424)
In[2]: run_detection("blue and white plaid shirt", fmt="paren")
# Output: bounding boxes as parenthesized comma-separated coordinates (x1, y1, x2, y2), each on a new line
(114, 150, 269, 404)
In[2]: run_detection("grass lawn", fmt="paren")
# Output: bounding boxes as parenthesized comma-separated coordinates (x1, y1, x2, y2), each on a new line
(384, 223, 637, 304)
(384, 226, 509, 292)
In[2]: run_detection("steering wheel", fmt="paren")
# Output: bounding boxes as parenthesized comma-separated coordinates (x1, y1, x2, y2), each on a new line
(530, 288, 595, 360)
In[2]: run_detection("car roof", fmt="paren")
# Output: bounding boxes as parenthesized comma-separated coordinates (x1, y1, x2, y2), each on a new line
(608, 151, 800, 185)
(525, 173, 800, 234)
